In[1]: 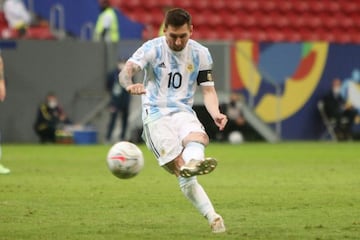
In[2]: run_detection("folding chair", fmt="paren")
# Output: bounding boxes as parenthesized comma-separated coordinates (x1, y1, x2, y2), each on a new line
(317, 100, 338, 141)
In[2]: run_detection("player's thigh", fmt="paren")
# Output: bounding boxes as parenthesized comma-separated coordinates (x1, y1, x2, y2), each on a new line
(174, 112, 209, 146)
(143, 116, 183, 167)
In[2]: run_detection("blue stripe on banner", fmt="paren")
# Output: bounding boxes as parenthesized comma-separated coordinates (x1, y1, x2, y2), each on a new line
(144, 125, 160, 158)
(0, 41, 17, 49)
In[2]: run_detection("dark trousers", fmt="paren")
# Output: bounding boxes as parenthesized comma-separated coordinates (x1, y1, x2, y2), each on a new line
(106, 108, 129, 141)
(35, 127, 56, 143)
(334, 109, 357, 140)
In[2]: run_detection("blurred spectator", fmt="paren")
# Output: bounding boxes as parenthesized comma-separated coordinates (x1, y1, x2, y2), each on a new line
(33, 92, 71, 143)
(322, 78, 358, 140)
(223, 93, 262, 142)
(105, 61, 130, 143)
(94, 0, 119, 43)
(340, 69, 360, 113)
(3, 0, 31, 38)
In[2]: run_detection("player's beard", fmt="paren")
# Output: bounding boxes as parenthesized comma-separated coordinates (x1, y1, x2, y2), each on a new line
(172, 45, 184, 51)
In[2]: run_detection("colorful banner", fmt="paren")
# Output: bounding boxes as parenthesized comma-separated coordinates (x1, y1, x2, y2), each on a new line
(231, 41, 360, 140)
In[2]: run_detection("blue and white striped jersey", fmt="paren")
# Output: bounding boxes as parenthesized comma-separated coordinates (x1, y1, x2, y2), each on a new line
(129, 36, 214, 123)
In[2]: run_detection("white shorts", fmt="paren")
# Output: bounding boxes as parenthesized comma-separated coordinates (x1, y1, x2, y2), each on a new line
(143, 111, 206, 166)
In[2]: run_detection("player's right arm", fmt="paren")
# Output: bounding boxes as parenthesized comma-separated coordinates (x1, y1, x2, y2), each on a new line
(118, 61, 146, 95)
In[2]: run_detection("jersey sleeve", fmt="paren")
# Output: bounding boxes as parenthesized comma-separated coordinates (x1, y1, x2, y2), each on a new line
(199, 47, 213, 71)
(128, 41, 155, 70)
(197, 47, 215, 86)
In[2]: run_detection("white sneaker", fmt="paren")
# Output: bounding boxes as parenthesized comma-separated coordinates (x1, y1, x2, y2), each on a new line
(0, 164, 10, 174)
(210, 215, 226, 233)
(179, 158, 217, 178)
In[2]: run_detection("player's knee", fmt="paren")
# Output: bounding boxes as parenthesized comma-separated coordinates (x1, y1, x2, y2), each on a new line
(183, 132, 209, 146)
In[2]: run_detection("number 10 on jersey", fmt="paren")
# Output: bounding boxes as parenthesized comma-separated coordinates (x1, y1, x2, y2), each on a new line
(168, 72, 182, 89)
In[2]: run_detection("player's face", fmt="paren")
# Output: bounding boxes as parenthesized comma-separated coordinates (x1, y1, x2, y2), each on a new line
(165, 24, 193, 52)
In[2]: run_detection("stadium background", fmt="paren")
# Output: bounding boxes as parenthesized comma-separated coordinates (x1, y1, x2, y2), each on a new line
(0, 0, 360, 142)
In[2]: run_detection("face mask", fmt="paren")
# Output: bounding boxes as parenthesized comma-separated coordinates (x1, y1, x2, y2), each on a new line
(333, 87, 341, 95)
(48, 100, 58, 109)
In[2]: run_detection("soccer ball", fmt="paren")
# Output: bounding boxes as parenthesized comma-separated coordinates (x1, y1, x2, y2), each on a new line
(228, 131, 244, 144)
(106, 141, 144, 179)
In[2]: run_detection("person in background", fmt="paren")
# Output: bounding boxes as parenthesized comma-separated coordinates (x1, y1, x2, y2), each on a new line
(105, 60, 131, 143)
(322, 78, 358, 140)
(3, 0, 32, 38)
(225, 93, 246, 133)
(33, 93, 71, 143)
(93, 0, 120, 43)
(119, 8, 227, 233)
(223, 92, 262, 142)
(0, 53, 10, 174)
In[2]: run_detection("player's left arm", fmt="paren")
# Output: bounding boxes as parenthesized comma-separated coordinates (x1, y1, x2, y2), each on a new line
(197, 48, 227, 130)
(0, 55, 6, 102)
(202, 85, 228, 131)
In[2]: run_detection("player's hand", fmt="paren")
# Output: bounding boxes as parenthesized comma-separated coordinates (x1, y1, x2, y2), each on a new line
(126, 83, 146, 95)
(213, 113, 228, 131)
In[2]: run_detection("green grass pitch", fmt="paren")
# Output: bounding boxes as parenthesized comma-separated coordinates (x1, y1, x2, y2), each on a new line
(0, 142, 359, 239)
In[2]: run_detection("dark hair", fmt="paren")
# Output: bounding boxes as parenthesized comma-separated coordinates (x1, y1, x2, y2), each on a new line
(164, 8, 192, 28)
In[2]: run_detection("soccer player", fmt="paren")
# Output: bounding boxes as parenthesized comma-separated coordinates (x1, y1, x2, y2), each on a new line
(0, 53, 10, 174)
(119, 8, 227, 233)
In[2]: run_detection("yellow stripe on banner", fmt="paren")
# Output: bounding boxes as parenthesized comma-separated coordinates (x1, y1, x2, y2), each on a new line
(235, 41, 261, 96)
